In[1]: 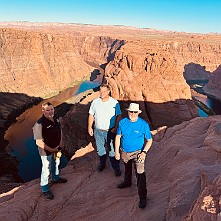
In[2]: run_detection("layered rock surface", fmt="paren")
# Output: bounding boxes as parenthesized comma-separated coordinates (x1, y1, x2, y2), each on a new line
(1, 22, 221, 129)
(0, 27, 123, 97)
(1, 115, 221, 221)
(204, 65, 221, 100)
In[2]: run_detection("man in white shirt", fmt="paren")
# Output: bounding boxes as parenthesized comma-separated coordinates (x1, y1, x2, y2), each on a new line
(88, 84, 122, 176)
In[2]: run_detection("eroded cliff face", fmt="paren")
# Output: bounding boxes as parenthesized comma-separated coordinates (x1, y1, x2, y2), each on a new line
(103, 34, 221, 127)
(105, 43, 195, 128)
(0, 28, 124, 97)
(203, 65, 221, 100)
(1, 23, 221, 129)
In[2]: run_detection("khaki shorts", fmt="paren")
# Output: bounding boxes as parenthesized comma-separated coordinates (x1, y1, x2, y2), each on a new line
(121, 150, 145, 174)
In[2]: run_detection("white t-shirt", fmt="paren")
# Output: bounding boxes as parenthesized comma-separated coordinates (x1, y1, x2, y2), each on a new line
(89, 97, 122, 130)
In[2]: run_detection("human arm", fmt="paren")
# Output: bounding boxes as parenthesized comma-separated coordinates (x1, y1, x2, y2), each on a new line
(88, 114, 94, 136)
(139, 138, 153, 160)
(115, 134, 122, 160)
(111, 114, 122, 133)
(58, 117, 63, 149)
(111, 102, 122, 133)
(36, 139, 59, 153)
(33, 120, 59, 153)
(58, 128, 63, 150)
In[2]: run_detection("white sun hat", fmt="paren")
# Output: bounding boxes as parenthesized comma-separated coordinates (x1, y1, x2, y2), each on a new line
(126, 103, 142, 113)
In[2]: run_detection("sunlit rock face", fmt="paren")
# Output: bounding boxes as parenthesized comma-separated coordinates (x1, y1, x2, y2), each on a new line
(1, 23, 221, 128)
(0, 27, 124, 97)
(105, 42, 198, 128)
(103, 34, 221, 127)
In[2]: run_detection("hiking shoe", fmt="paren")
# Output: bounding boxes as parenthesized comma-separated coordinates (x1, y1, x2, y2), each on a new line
(43, 191, 54, 200)
(51, 177, 67, 184)
(117, 181, 132, 189)
(115, 169, 122, 177)
(138, 198, 147, 209)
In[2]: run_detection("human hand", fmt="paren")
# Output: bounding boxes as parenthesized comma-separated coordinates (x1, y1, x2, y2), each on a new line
(111, 127, 117, 133)
(137, 152, 146, 163)
(115, 152, 120, 160)
(52, 146, 59, 153)
(88, 127, 94, 136)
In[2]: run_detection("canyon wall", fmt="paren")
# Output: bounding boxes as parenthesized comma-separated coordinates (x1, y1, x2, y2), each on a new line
(203, 65, 221, 100)
(104, 37, 221, 127)
(0, 25, 124, 145)
(1, 23, 221, 129)
(0, 28, 124, 97)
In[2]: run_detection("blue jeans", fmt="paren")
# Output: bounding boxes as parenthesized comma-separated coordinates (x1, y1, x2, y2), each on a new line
(40, 154, 60, 192)
(94, 128, 116, 157)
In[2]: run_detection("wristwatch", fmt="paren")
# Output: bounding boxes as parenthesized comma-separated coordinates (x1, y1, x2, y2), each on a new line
(142, 150, 147, 154)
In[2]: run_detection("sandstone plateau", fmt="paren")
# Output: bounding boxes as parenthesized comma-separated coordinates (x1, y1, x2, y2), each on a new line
(0, 22, 221, 221)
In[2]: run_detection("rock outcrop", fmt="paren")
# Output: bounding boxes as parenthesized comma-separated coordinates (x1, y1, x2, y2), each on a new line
(184, 63, 211, 81)
(105, 42, 198, 128)
(203, 65, 221, 101)
(1, 115, 221, 221)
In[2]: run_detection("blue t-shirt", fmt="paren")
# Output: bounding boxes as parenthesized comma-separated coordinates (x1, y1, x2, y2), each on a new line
(117, 117, 152, 152)
(89, 97, 122, 130)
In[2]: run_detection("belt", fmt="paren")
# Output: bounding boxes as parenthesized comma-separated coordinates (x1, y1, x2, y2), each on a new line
(96, 128, 109, 132)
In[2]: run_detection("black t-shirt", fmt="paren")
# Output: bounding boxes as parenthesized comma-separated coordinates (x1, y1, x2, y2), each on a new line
(37, 115, 61, 155)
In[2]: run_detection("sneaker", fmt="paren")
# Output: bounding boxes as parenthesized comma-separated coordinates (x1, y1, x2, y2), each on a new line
(117, 181, 132, 189)
(51, 177, 67, 184)
(115, 169, 121, 177)
(138, 198, 147, 209)
(43, 191, 54, 200)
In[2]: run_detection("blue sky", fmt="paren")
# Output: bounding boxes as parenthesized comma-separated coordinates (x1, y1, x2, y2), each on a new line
(0, 0, 220, 34)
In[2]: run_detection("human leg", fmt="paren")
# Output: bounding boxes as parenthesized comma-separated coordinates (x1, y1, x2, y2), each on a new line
(135, 154, 147, 208)
(40, 155, 52, 192)
(51, 155, 67, 183)
(107, 130, 121, 175)
(94, 128, 107, 171)
(117, 160, 132, 188)
(40, 155, 54, 200)
(51, 154, 60, 181)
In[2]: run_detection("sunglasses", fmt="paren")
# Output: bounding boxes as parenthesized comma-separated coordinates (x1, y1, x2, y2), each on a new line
(128, 111, 138, 113)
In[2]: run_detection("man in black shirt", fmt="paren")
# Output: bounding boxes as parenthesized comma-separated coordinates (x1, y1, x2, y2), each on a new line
(33, 102, 67, 200)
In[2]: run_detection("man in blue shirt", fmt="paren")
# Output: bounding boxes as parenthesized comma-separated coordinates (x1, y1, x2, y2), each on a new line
(88, 84, 122, 176)
(115, 103, 152, 209)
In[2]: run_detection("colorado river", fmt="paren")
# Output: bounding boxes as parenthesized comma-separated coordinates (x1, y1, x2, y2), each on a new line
(5, 78, 101, 182)
(194, 95, 221, 117)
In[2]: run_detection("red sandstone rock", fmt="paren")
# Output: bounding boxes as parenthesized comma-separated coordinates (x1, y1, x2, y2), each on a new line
(105, 43, 199, 127)
(183, 63, 211, 81)
(1, 116, 221, 221)
(204, 65, 221, 101)
(1, 22, 221, 128)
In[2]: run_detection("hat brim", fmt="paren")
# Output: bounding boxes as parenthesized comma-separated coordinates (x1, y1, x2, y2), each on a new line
(126, 108, 142, 113)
